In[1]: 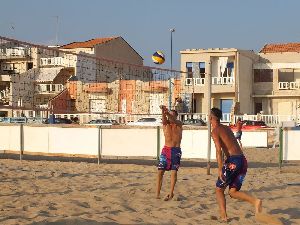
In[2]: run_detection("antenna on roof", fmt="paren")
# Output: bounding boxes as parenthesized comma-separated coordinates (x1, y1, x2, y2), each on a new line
(53, 16, 59, 46)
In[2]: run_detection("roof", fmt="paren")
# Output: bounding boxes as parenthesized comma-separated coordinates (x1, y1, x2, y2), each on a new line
(61, 37, 119, 49)
(260, 43, 300, 53)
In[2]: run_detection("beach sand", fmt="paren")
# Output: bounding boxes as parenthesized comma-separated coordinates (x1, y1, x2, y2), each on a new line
(0, 148, 299, 225)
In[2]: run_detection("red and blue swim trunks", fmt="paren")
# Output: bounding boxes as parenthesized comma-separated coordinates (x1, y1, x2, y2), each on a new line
(157, 146, 182, 171)
(216, 154, 248, 191)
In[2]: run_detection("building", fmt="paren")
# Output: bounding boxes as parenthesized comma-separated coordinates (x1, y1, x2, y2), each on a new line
(180, 43, 300, 122)
(254, 43, 300, 117)
(180, 48, 258, 119)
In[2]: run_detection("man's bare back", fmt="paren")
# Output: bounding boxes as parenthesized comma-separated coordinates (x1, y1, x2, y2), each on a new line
(212, 124, 243, 157)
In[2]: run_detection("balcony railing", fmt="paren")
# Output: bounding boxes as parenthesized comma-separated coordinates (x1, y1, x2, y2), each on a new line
(212, 76, 234, 85)
(185, 77, 234, 86)
(36, 84, 64, 94)
(278, 82, 300, 90)
(40, 57, 64, 66)
(0, 47, 29, 57)
(185, 78, 205, 86)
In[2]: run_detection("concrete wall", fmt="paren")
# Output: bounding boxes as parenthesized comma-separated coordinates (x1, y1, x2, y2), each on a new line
(95, 37, 143, 65)
(259, 52, 300, 63)
(0, 125, 268, 159)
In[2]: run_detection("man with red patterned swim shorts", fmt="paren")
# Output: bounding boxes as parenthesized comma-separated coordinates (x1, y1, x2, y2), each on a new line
(156, 105, 182, 201)
(210, 107, 262, 222)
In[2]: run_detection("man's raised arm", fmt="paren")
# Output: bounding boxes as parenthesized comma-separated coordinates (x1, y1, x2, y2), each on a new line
(160, 105, 168, 125)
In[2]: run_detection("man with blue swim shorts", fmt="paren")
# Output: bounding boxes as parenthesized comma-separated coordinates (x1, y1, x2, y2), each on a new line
(156, 105, 182, 201)
(210, 108, 262, 222)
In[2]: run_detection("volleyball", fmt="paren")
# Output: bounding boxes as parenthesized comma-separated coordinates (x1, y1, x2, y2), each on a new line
(152, 51, 165, 65)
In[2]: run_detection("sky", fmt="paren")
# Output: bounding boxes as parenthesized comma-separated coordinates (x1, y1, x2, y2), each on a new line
(1, 0, 300, 70)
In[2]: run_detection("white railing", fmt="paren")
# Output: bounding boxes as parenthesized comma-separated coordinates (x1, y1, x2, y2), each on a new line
(40, 57, 64, 66)
(212, 76, 234, 85)
(278, 82, 300, 90)
(279, 82, 289, 90)
(0, 47, 28, 57)
(51, 113, 297, 126)
(179, 113, 208, 122)
(221, 113, 231, 123)
(185, 78, 205, 86)
(36, 84, 64, 93)
(290, 82, 300, 90)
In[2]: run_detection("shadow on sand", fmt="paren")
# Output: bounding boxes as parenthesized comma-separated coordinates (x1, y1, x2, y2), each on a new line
(0, 152, 279, 169)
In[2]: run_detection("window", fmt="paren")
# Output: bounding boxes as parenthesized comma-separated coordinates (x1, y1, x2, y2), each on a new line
(27, 62, 33, 70)
(222, 62, 234, 77)
(199, 62, 205, 78)
(186, 62, 193, 78)
(278, 69, 294, 82)
(254, 69, 273, 82)
(255, 102, 262, 114)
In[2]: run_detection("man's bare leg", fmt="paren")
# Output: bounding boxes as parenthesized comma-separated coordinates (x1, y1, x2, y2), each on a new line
(237, 139, 242, 149)
(164, 170, 177, 201)
(229, 188, 262, 214)
(216, 187, 227, 221)
(156, 170, 165, 199)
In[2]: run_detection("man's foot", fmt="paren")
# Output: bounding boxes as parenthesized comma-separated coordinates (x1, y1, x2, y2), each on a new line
(156, 195, 161, 199)
(163, 193, 174, 201)
(255, 199, 262, 214)
(220, 212, 228, 222)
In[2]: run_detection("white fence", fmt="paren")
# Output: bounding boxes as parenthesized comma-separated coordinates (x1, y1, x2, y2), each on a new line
(0, 125, 268, 160)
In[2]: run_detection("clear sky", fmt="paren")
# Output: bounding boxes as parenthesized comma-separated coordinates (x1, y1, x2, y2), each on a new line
(1, 0, 299, 70)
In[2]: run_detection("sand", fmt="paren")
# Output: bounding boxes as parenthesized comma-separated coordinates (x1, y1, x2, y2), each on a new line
(0, 148, 299, 225)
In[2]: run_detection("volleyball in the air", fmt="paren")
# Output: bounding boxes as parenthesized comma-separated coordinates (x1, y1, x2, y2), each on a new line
(152, 51, 165, 65)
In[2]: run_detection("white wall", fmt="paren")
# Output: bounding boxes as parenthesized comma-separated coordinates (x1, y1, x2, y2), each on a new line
(160, 129, 216, 159)
(283, 128, 300, 160)
(0, 125, 268, 159)
(101, 128, 157, 157)
(0, 125, 20, 151)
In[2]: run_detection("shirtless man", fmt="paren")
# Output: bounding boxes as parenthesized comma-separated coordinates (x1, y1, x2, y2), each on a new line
(156, 105, 183, 201)
(210, 108, 262, 221)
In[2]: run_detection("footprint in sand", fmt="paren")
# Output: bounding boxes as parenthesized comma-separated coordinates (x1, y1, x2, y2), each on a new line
(255, 213, 283, 225)
(172, 194, 187, 201)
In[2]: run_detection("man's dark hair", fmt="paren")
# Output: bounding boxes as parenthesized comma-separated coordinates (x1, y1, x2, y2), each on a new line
(170, 110, 178, 117)
(211, 107, 222, 120)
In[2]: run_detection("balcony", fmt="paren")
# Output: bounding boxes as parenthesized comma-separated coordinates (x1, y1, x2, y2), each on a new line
(278, 82, 300, 90)
(40, 57, 64, 66)
(212, 77, 234, 85)
(35, 84, 64, 94)
(0, 47, 30, 59)
(185, 78, 205, 86)
(185, 77, 234, 86)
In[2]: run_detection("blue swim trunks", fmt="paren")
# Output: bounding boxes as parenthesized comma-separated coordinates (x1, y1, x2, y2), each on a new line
(216, 155, 248, 191)
(235, 131, 242, 140)
(157, 146, 182, 171)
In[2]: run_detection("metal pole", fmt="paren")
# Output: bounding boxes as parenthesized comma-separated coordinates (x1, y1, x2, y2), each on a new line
(55, 16, 59, 46)
(20, 123, 24, 161)
(279, 127, 283, 169)
(98, 126, 102, 164)
(169, 28, 175, 110)
(207, 61, 212, 175)
(157, 126, 161, 161)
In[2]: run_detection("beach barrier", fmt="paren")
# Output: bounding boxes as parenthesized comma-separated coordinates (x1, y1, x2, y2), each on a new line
(280, 127, 300, 166)
(0, 124, 268, 160)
